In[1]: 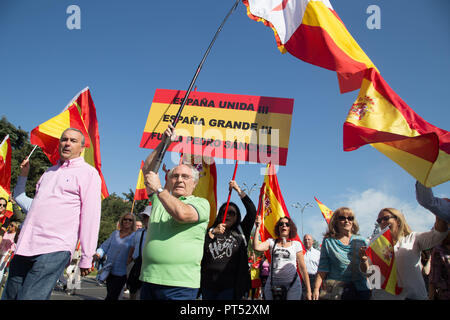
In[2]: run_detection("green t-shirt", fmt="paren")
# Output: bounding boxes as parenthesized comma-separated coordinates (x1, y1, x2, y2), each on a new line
(140, 193, 210, 288)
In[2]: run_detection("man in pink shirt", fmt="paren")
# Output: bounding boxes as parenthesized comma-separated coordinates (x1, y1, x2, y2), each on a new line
(2, 128, 102, 300)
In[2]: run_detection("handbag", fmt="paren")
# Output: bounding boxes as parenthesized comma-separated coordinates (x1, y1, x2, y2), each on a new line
(126, 230, 145, 291)
(269, 241, 298, 300)
(319, 239, 361, 300)
(319, 279, 346, 300)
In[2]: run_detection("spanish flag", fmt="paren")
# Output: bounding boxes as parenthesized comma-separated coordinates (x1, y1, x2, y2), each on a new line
(181, 154, 217, 228)
(73, 88, 109, 199)
(366, 226, 402, 295)
(134, 161, 148, 201)
(0, 135, 13, 219)
(314, 196, 333, 224)
(244, 0, 377, 93)
(344, 69, 450, 187)
(30, 88, 109, 198)
(257, 163, 304, 250)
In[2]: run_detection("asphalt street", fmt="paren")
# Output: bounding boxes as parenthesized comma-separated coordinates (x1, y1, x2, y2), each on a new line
(50, 276, 118, 300)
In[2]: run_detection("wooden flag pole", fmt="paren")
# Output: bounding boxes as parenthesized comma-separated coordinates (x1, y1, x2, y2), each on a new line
(151, 0, 240, 174)
(26, 145, 38, 161)
(222, 160, 239, 224)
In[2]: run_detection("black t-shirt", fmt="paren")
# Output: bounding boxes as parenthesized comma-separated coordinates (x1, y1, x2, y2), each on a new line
(200, 195, 257, 291)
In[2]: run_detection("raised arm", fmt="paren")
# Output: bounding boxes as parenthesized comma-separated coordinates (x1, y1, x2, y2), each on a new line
(252, 215, 270, 252)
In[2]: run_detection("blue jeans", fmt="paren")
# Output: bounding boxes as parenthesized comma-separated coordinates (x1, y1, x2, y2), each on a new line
(140, 282, 198, 300)
(2, 251, 71, 300)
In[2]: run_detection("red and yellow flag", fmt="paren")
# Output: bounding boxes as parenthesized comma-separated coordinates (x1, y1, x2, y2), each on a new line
(344, 69, 450, 187)
(181, 154, 218, 228)
(365, 227, 402, 295)
(0, 135, 13, 218)
(244, 0, 377, 93)
(314, 196, 333, 224)
(30, 103, 90, 164)
(134, 161, 148, 201)
(73, 87, 109, 199)
(30, 88, 109, 198)
(257, 163, 304, 251)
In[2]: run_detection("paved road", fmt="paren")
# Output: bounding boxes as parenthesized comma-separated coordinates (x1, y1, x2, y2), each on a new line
(50, 276, 132, 300)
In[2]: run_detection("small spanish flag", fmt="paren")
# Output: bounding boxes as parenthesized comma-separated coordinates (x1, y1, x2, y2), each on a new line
(314, 196, 333, 224)
(366, 226, 402, 295)
(134, 161, 148, 201)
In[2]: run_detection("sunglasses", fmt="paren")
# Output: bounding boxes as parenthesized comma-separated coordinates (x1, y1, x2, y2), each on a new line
(279, 222, 290, 227)
(376, 215, 395, 224)
(337, 216, 354, 222)
(123, 218, 133, 222)
(0, 203, 6, 208)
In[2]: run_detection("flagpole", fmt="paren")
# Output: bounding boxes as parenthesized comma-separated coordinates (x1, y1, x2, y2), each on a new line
(222, 160, 239, 224)
(26, 145, 38, 161)
(151, 0, 240, 173)
(0, 134, 9, 146)
(131, 198, 136, 215)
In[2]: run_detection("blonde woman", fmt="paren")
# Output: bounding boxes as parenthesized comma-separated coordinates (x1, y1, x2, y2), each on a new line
(367, 208, 448, 300)
(313, 207, 371, 300)
(94, 212, 136, 300)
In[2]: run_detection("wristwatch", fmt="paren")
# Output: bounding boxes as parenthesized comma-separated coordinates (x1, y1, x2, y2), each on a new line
(156, 187, 164, 195)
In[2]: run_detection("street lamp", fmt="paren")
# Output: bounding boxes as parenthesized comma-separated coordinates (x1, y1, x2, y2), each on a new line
(292, 202, 313, 238)
(242, 182, 257, 196)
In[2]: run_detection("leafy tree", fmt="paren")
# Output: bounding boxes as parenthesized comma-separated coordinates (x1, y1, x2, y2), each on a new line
(0, 116, 52, 223)
(122, 188, 150, 216)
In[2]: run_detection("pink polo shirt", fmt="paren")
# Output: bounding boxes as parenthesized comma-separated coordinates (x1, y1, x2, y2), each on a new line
(15, 156, 101, 269)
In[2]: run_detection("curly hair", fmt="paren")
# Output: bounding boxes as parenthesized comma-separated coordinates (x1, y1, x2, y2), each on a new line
(274, 216, 298, 239)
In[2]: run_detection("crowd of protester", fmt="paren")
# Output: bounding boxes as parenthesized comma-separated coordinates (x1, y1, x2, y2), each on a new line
(0, 126, 448, 300)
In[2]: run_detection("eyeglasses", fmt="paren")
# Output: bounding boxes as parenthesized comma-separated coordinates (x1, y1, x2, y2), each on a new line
(171, 173, 193, 181)
(279, 222, 290, 227)
(123, 218, 133, 222)
(377, 215, 395, 224)
(337, 216, 354, 222)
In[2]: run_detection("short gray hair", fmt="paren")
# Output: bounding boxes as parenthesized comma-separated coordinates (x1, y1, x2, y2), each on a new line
(168, 164, 199, 183)
(61, 128, 86, 147)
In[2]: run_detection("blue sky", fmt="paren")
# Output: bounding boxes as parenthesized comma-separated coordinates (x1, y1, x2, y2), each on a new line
(1, 0, 449, 243)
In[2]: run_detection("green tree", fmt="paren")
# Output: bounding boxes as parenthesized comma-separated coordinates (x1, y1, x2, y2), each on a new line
(0, 116, 52, 223)
(122, 188, 150, 216)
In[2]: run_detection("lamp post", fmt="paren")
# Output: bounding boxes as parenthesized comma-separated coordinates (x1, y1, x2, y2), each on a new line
(292, 202, 313, 238)
(242, 182, 257, 196)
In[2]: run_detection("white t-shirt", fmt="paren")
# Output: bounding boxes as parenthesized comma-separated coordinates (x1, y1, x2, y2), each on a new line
(268, 238, 302, 283)
(372, 229, 448, 300)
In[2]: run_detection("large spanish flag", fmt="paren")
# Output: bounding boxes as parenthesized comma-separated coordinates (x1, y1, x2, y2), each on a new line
(30, 88, 109, 198)
(181, 154, 218, 228)
(134, 161, 148, 201)
(366, 227, 402, 295)
(244, 0, 377, 93)
(314, 196, 333, 224)
(344, 69, 450, 187)
(30, 103, 90, 164)
(257, 163, 304, 250)
(69, 88, 109, 199)
(0, 135, 13, 219)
